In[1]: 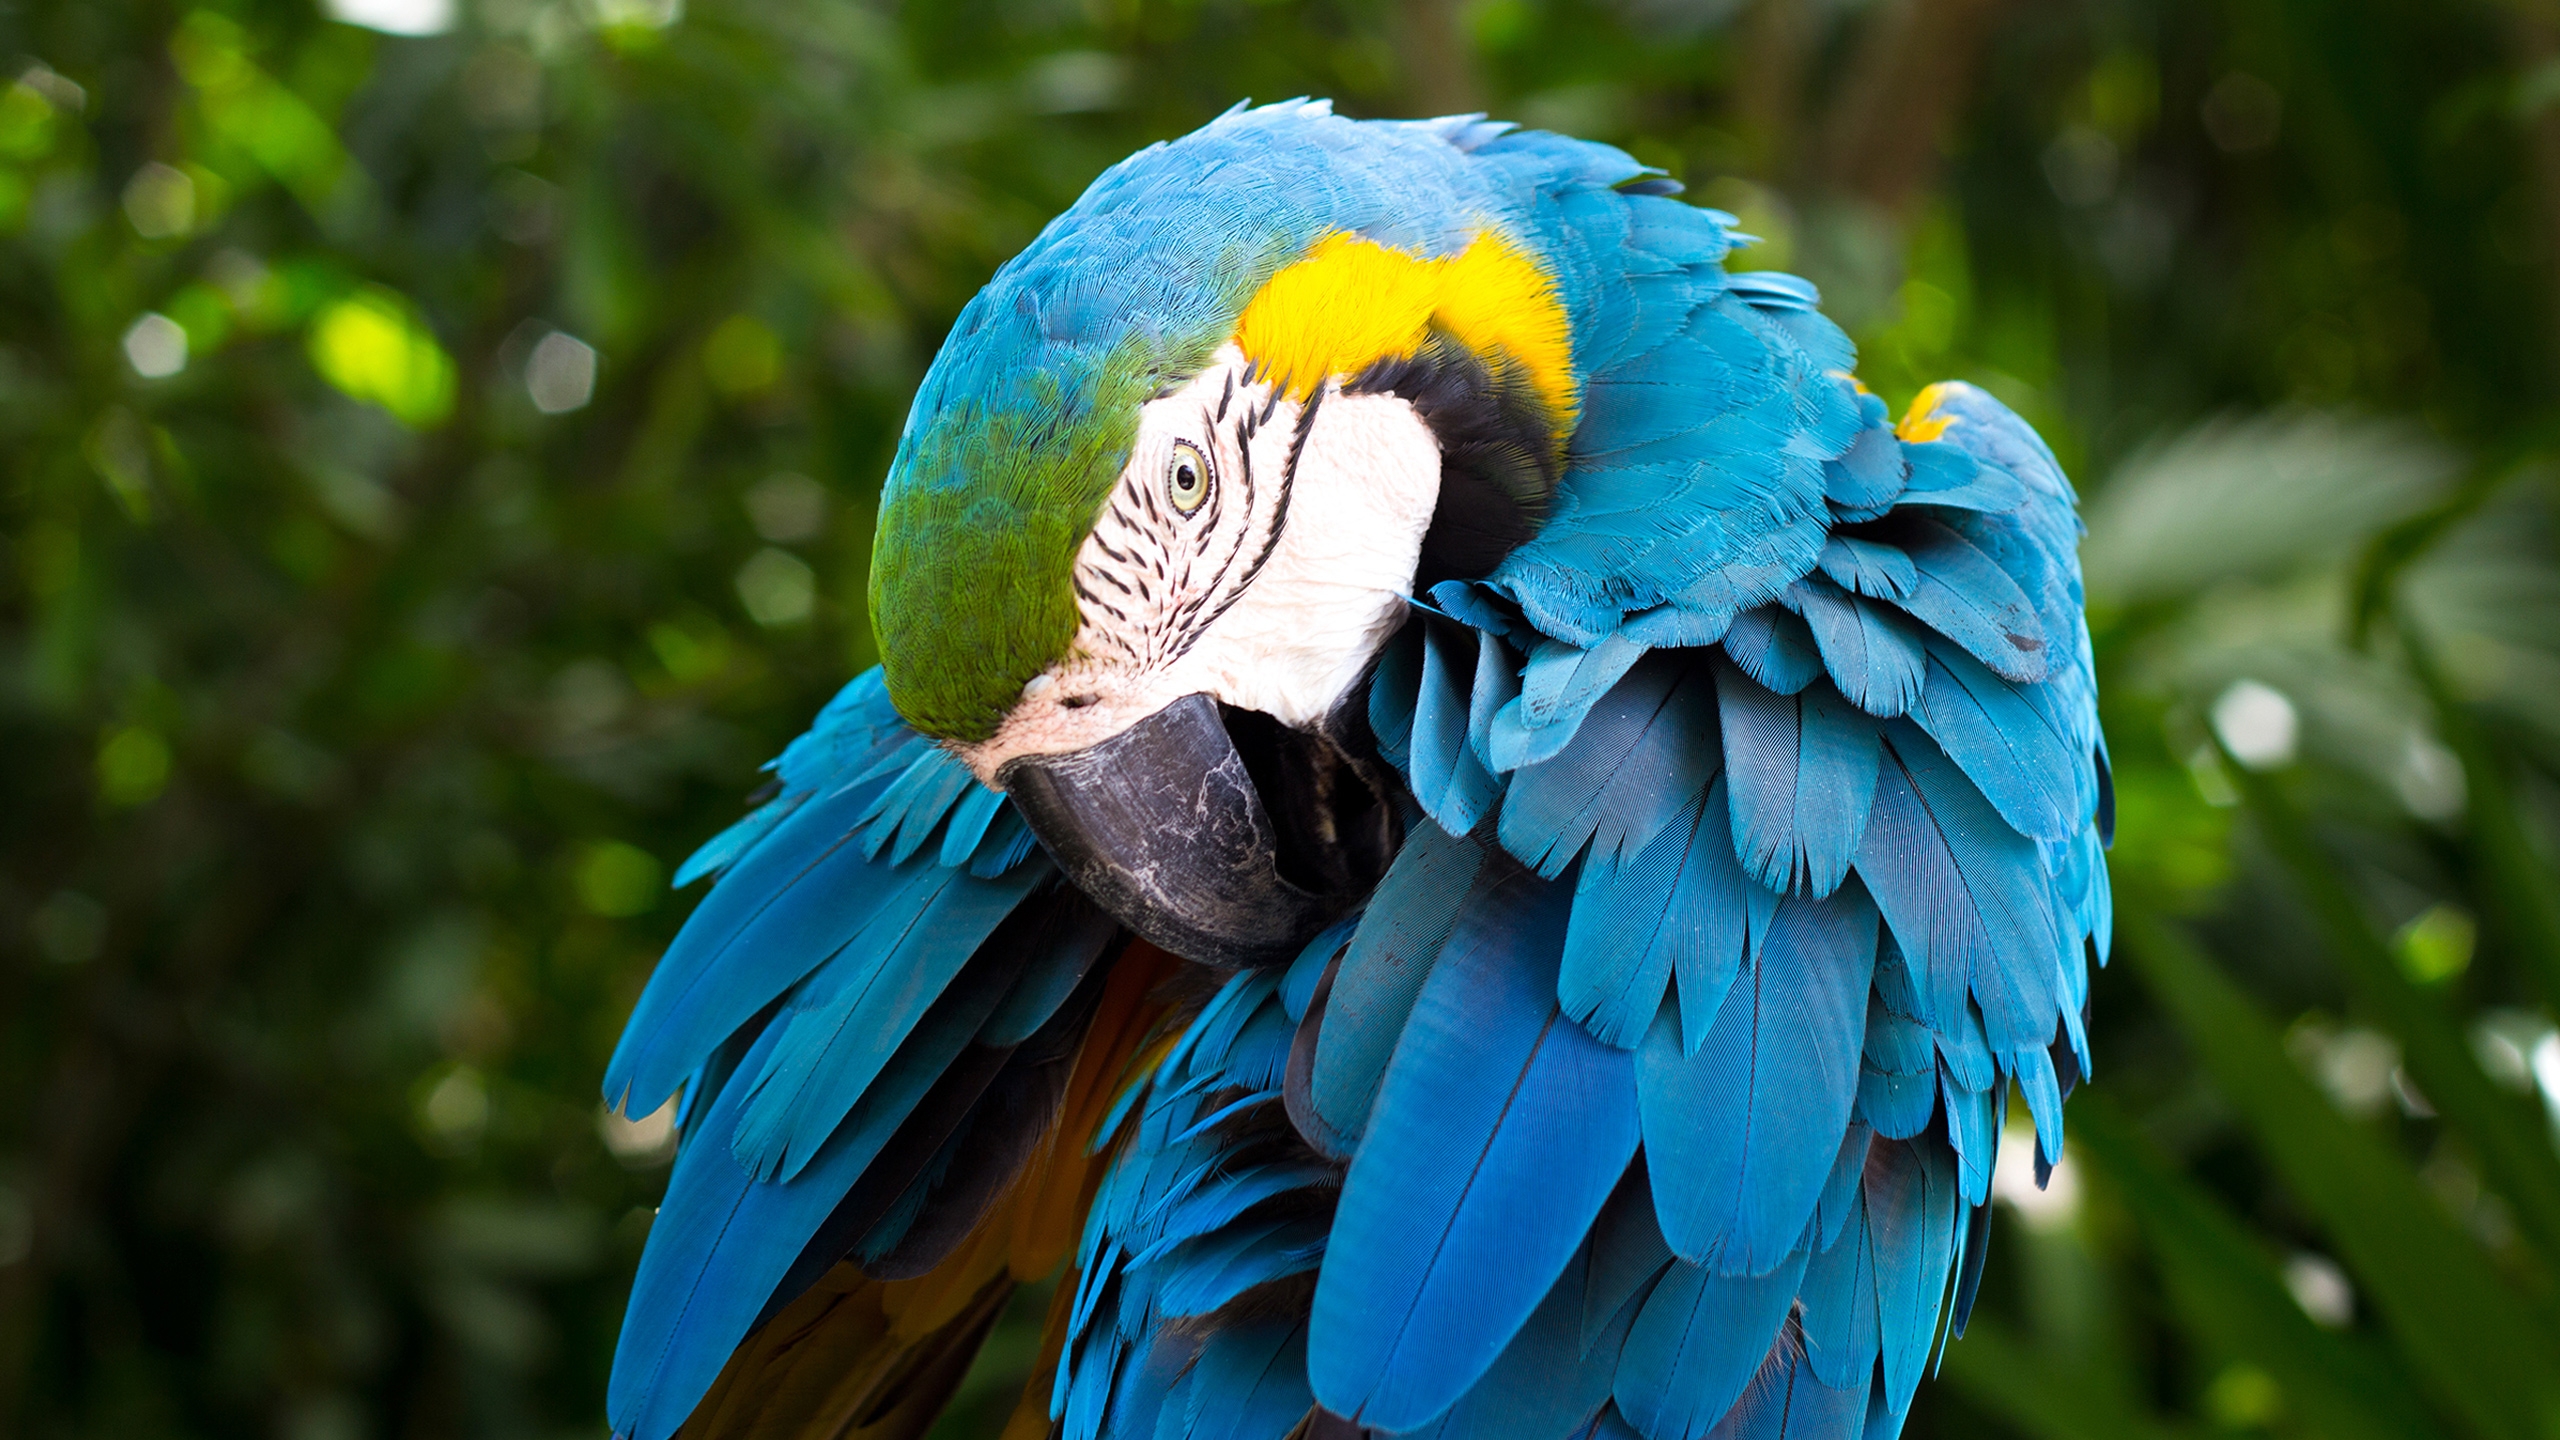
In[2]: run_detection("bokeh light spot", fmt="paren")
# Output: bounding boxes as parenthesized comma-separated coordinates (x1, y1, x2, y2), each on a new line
(308, 287, 456, 428)
(736, 547, 815, 627)
(122, 312, 188, 377)
(2211, 678, 2297, 770)
(575, 841, 663, 918)
(526, 329, 597, 413)
(97, 725, 172, 806)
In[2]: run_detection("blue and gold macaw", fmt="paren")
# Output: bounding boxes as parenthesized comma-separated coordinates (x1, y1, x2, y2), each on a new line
(602, 99, 2110, 1440)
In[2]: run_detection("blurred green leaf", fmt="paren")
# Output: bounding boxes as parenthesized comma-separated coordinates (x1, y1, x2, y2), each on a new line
(2068, 1095, 2438, 1440)
(2081, 413, 2456, 610)
(2120, 906, 2560, 1440)
(2397, 611, 2560, 1010)
(2223, 746, 2560, 1264)
(1940, 1315, 2188, 1440)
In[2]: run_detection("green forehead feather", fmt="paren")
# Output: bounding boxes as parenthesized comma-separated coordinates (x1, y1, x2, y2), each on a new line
(870, 339, 1197, 742)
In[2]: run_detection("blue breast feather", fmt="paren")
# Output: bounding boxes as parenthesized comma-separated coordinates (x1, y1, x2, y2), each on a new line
(600, 100, 2106, 1440)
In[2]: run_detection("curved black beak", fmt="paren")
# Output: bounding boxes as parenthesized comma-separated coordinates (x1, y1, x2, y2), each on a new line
(997, 693, 1397, 968)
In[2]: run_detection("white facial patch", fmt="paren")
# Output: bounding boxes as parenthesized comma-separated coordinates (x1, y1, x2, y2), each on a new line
(955, 344, 1442, 784)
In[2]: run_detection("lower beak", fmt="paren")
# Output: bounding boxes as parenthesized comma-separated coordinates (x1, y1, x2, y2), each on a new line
(997, 693, 1393, 968)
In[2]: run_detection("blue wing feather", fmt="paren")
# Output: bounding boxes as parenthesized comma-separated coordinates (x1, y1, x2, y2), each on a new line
(1821, 419, 1906, 519)
(673, 795, 796, 889)
(1865, 1135, 1961, 1418)
(1798, 1190, 1881, 1391)
(1612, 1251, 1811, 1440)
(1390, 1249, 1625, 1440)
(1854, 727, 2068, 1064)
(1939, 1068, 1998, 1207)
(1307, 821, 1490, 1152)
(605, 777, 920, 1114)
(1793, 583, 1927, 719)
(1582, 1161, 1674, 1355)
(1710, 1328, 1874, 1440)
(1310, 866, 1640, 1432)
(1408, 618, 1505, 834)
(855, 743, 978, 864)
(1720, 607, 1827, 696)
(1814, 537, 1916, 602)
(1718, 666, 1879, 898)
(1812, 1122, 1875, 1254)
(729, 858, 1049, 1180)
(1638, 886, 1877, 1273)
(1166, 1317, 1315, 1440)
(1499, 655, 1718, 878)
(1887, 517, 2048, 685)
(1908, 641, 2080, 843)
(1489, 633, 1649, 772)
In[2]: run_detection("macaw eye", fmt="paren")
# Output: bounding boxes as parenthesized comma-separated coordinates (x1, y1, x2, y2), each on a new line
(1166, 441, 1212, 515)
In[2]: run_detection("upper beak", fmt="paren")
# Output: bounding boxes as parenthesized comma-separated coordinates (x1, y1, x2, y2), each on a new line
(997, 693, 1395, 968)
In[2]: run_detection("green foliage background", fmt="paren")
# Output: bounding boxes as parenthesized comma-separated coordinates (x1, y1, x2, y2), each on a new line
(5, 0, 2560, 1436)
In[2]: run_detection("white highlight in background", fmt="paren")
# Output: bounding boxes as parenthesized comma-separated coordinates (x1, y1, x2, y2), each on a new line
(122, 313, 188, 378)
(600, 1097, 678, 1168)
(2212, 678, 2298, 769)
(526, 330, 597, 413)
(324, 0, 455, 36)
(2284, 1252, 2354, 1327)
(1991, 1117, 2080, 1229)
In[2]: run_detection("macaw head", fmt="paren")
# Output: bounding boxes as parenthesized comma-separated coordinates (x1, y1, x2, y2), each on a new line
(871, 131, 1579, 966)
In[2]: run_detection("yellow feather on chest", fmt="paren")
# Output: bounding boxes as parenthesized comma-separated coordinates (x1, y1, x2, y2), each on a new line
(1233, 230, 1579, 435)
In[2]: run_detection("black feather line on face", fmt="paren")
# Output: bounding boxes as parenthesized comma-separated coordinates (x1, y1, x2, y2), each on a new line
(1167, 399, 1257, 626)
(1181, 382, 1315, 650)
(1071, 573, 1129, 623)
(1347, 333, 1559, 586)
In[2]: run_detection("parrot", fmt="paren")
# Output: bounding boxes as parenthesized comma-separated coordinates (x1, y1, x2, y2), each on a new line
(601, 98, 2111, 1440)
